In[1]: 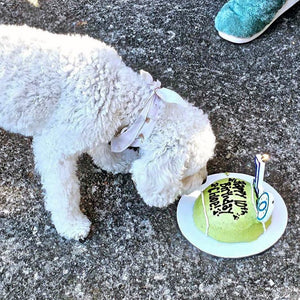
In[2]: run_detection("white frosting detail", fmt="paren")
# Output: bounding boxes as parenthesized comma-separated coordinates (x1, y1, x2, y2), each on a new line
(250, 182, 257, 215)
(201, 191, 209, 236)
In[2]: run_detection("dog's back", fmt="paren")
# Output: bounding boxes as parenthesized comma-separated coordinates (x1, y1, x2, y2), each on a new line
(0, 25, 65, 136)
(0, 25, 122, 137)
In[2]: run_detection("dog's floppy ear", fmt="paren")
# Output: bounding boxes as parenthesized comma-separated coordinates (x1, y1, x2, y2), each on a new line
(140, 69, 153, 84)
(130, 144, 186, 207)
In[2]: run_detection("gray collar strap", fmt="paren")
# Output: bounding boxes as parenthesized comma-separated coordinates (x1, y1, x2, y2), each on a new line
(111, 81, 188, 153)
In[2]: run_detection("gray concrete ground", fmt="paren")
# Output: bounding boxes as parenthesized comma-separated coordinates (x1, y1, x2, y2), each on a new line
(0, 0, 299, 299)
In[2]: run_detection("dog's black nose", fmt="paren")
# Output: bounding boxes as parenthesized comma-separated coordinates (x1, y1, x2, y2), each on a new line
(202, 177, 207, 184)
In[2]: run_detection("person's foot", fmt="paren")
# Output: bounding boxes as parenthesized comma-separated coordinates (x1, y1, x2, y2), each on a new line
(215, 0, 299, 43)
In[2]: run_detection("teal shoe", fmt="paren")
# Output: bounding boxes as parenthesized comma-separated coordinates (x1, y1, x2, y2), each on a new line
(215, 0, 299, 43)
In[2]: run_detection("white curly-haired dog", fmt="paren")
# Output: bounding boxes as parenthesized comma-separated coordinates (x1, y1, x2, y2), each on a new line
(0, 25, 215, 240)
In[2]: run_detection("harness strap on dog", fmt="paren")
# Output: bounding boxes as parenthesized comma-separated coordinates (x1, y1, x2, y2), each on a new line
(111, 80, 188, 153)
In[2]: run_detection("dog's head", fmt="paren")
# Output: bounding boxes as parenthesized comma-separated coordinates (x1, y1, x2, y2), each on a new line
(130, 105, 215, 207)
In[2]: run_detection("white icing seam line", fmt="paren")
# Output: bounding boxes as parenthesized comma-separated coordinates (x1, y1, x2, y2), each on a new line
(201, 191, 209, 236)
(250, 182, 257, 215)
(262, 222, 266, 232)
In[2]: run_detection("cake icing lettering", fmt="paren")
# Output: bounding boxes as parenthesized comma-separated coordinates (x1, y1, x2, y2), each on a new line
(229, 178, 247, 199)
(208, 178, 249, 220)
(219, 181, 234, 215)
(208, 183, 222, 212)
(233, 200, 248, 216)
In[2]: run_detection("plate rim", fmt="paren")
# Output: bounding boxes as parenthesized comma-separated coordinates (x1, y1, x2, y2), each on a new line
(177, 172, 288, 258)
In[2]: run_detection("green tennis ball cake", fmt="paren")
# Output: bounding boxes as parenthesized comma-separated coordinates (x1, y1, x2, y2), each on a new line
(193, 177, 272, 243)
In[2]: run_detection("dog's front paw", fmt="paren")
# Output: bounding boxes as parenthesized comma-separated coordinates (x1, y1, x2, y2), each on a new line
(52, 212, 91, 240)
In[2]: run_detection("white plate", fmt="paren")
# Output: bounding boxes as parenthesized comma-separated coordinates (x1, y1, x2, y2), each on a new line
(177, 173, 288, 258)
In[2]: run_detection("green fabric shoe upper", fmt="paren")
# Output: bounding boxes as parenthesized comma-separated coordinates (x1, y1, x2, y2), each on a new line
(215, 0, 286, 38)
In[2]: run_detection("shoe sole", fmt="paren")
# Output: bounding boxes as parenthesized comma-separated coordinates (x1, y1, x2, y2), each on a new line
(218, 0, 300, 44)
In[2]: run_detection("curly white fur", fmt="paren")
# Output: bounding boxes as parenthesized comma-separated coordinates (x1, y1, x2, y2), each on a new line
(0, 25, 215, 240)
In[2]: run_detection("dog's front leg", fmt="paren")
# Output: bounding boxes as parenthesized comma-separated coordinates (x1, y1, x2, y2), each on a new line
(33, 138, 91, 240)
